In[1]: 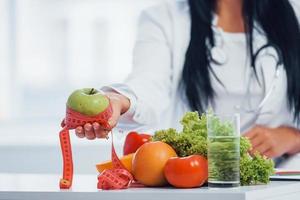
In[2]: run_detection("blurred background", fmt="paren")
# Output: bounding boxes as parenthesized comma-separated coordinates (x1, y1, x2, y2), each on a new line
(0, 0, 161, 175)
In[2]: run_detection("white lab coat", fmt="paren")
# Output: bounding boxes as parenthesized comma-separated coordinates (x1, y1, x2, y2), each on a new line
(103, 0, 300, 134)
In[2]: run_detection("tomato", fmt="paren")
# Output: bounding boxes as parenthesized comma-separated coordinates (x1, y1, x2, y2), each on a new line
(123, 132, 151, 155)
(164, 155, 208, 188)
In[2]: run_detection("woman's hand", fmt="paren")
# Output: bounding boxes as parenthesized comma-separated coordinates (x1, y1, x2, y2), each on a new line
(74, 92, 130, 140)
(244, 125, 300, 158)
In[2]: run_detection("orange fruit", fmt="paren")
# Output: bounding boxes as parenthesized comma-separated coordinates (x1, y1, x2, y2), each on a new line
(96, 153, 134, 173)
(132, 141, 177, 187)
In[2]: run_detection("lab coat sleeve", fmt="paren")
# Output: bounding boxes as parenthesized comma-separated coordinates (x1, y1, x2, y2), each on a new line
(290, 0, 300, 22)
(104, 4, 173, 126)
(101, 83, 138, 125)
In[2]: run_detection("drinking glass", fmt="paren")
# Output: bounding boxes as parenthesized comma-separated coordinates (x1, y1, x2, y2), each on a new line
(207, 113, 240, 188)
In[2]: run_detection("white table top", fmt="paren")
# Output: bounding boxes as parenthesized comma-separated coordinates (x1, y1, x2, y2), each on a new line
(1, 173, 300, 200)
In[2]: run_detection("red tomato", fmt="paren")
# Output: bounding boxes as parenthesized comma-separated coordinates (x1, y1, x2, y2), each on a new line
(164, 155, 208, 188)
(123, 132, 151, 155)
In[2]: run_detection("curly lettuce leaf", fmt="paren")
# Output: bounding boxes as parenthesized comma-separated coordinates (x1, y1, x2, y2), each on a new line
(240, 136, 251, 156)
(152, 111, 275, 186)
(240, 153, 275, 185)
(180, 111, 207, 138)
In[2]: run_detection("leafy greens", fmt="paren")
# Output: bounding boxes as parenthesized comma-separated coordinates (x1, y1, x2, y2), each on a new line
(152, 111, 275, 186)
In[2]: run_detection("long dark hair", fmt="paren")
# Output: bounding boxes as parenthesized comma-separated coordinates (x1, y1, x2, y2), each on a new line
(182, 0, 300, 121)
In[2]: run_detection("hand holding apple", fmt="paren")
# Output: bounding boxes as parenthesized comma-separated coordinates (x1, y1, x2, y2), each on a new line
(68, 89, 130, 140)
(59, 88, 131, 189)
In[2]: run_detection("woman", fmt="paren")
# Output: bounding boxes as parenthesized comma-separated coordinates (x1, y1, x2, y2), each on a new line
(75, 0, 300, 159)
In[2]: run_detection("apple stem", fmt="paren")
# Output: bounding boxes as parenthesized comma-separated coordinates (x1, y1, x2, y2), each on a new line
(89, 88, 95, 95)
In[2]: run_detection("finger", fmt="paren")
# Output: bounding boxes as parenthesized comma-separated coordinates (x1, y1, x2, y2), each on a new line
(93, 122, 106, 138)
(264, 150, 276, 159)
(251, 143, 271, 156)
(84, 123, 96, 140)
(107, 104, 121, 129)
(75, 126, 85, 138)
(99, 130, 110, 139)
(249, 135, 264, 149)
(244, 127, 260, 140)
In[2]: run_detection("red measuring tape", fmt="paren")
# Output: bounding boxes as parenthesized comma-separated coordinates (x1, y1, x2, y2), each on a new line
(59, 99, 133, 190)
(97, 132, 133, 190)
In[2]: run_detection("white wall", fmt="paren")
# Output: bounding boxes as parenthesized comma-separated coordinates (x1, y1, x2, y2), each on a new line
(0, 0, 161, 174)
(0, 0, 162, 121)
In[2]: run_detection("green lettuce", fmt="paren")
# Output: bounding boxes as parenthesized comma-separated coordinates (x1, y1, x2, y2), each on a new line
(152, 111, 275, 186)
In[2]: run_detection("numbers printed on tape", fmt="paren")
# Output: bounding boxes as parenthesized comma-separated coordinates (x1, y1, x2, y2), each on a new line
(59, 103, 113, 189)
(59, 128, 73, 189)
(97, 132, 133, 190)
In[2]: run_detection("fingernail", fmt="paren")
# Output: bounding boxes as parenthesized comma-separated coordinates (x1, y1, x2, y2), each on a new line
(76, 127, 82, 133)
(93, 123, 100, 130)
(85, 124, 92, 131)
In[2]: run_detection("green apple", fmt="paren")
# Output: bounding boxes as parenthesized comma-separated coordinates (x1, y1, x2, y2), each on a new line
(67, 88, 109, 116)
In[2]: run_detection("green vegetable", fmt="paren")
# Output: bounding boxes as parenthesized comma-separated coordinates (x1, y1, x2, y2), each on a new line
(208, 137, 240, 183)
(207, 113, 240, 184)
(154, 112, 207, 157)
(152, 111, 275, 186)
